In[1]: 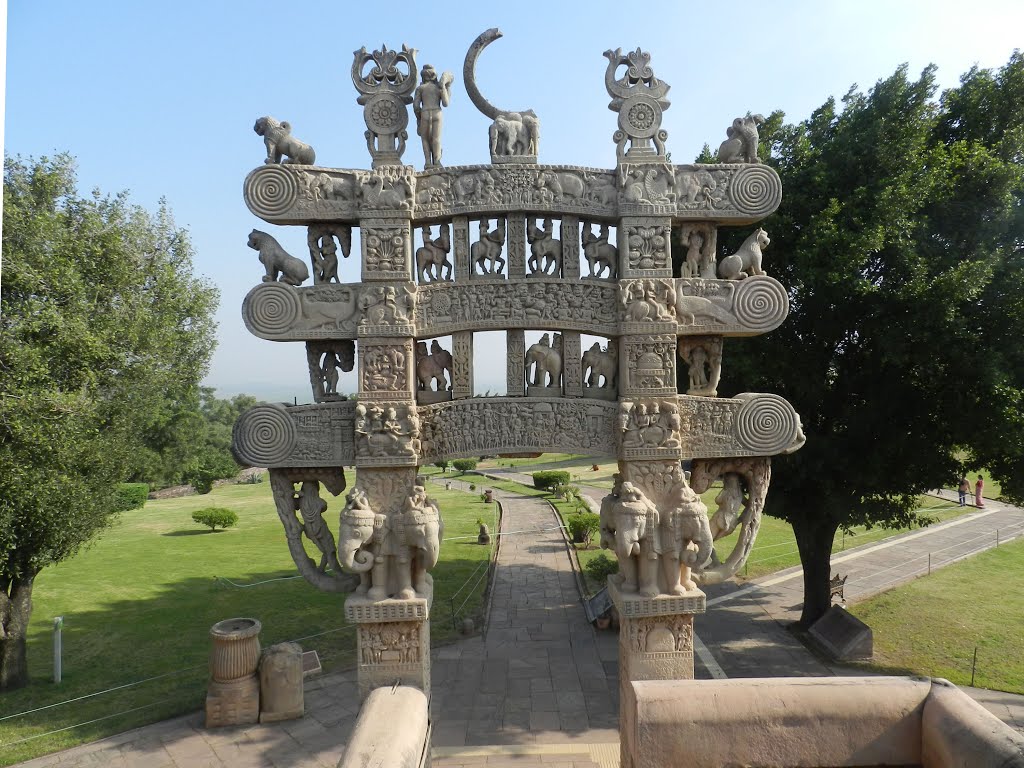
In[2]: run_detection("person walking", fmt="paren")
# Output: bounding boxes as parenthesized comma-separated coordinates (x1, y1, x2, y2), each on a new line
(974, 475, 985, 508)
(958, 475, 970, 506)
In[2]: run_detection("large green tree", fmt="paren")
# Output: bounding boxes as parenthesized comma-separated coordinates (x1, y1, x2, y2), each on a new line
(718, 54, 1024, 627)
(0, 155, 219, 689)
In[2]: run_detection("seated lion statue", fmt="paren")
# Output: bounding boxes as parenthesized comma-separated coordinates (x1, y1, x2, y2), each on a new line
(254, 116, 316, 165)
(718, 228, 770, 280)
(248, 229, 309, 286)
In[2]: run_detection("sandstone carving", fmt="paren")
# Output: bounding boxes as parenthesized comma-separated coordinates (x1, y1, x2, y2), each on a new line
(472, 219, 506, 275)
(413, 64, 454, 169)
(582, 341, 617, 398)
(718, 114, 765, 164)
(307, 340, 355, 402)
(526, 332, 563, 390)
(255, 116, 315, 165)
(352, 44, 417, 167)
(416, 339, 453, 403)
(582, 223, 617, 279)
(719, 228, 769, 280)
(678, 337, 723, 397)
(603, 48, 670, 161)
(249, 229, 308, 286)
(527, 218, 561, 276)
(307, 224, 351, 284)
(415, 224, 452, 283)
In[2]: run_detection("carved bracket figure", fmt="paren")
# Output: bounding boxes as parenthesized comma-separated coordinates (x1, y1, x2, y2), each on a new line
(249, 229, 309, 286)
(254, 116, 316, 165)
(678, 337, 723, 397)
(718, 228, 769, 280)
(717, 114, 765, 164)
(464, 29, 541, 163)
(269, 469, 357, 593)
(307, 224, 351, 284)
(352, 44, 418, 167)
(307, 341, 355, 402)
(603, 47, 670, 162)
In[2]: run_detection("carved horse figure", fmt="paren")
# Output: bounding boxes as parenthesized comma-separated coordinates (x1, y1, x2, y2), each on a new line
(527, 218, 561, 276)
(582, 224, 617, 278)
(472, 220, 506, 274)
(526, 332, 562, 388)
(582, 341, 617, 389)
(415, 224, 452, 283)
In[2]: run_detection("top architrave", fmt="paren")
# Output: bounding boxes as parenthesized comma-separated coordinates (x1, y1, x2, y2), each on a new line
(242, 162, 782, 226)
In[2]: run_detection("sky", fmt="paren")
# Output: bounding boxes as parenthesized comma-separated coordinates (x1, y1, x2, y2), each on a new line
(5, 0, 1023, 403)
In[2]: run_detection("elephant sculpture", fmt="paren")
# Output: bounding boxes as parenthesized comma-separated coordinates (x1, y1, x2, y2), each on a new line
(659, 480, 713, 593)
(600, 478, 661, 596)
(416, 340, 452, 392)
(526, 332, 562, 388)
(582, 341, 617, 389)
(337, 485, 443, 601)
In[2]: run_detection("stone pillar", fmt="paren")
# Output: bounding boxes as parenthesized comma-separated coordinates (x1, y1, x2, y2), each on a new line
(507, 213, 526, 279)
(561, 215, 581, 280)
(452, 331, 474, 399)
(562, 331, 583, 397)
(453, 216, 471, 281)
(346, 595, 432, 698)
(507, 329, 526, 396)
(609, 580, 705, 768)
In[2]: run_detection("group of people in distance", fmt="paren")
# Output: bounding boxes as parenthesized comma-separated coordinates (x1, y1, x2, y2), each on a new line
(957, 474, 985, 508)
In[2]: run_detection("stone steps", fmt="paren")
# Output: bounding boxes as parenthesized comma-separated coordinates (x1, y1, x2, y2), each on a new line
(432, 742, 618, 768)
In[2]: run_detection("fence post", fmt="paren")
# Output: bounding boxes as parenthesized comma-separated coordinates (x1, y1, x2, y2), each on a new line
(53, 616, 63, 684)
(928, 553, 931, 575)
(971, 646, 978, 687)
(996, 529, 1000, 547)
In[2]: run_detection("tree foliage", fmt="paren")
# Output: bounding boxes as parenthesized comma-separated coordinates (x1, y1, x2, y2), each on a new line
(191, 507, 238, 532)
(0, 154, 218, 688)
(716, 54, 1024, 626)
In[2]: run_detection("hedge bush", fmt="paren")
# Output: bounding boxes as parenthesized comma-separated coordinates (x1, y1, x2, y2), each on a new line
(114, 483, 149, 511)
(566, 512, 601, 548)
(452, 458, 478, 473)
(532, 470, 570, 491)
(191, 507, 239, 532)
(584, 552, 619, 585)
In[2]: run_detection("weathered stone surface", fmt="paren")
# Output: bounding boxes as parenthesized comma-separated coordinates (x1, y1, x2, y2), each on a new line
(338, 686, 429, 768)
(258, 642, 304, 723)
(808, 604, 873, 661)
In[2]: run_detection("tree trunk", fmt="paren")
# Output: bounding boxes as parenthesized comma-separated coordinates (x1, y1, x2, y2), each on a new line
(792, 518, 839, 629)
(0, 574, 35, 691)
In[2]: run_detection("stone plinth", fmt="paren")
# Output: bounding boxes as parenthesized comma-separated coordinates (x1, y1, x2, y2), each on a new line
(258, 642, 304, 723)
(345, 594, 431, 698)
(205, 618, 261, 728)
(609, 579, 705, 768)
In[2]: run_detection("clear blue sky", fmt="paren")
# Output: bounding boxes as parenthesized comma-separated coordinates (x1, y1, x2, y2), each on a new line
(5, 0, 1023, 402)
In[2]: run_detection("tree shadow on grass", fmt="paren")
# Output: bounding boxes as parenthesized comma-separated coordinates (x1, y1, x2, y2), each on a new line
(161, 529, 217, 537)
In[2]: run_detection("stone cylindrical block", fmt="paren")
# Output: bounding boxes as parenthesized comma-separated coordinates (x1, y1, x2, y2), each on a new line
(209, 617, 262, 683)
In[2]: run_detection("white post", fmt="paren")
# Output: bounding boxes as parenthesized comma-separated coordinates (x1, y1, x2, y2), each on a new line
(53, 616, 63, 684)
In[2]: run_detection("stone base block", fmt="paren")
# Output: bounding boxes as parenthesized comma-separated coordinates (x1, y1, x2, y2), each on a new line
(526, 385, 561, 398)
(346, 594, 432, 700)
(259, 642, 304, 723)
(607, 577, 706, 618)
(582, 386, 617, 401)
(809, 605, 873, 661)
(417, 390, 453, 405)
(205, 674, 259, 728)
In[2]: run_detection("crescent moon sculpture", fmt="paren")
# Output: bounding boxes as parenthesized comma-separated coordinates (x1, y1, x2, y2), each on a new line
(463, 28, 540, 163)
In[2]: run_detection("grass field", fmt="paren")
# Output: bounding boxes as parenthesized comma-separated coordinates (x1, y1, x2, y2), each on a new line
(848, 537, 1024, 694)
(0, 474, 493, 765)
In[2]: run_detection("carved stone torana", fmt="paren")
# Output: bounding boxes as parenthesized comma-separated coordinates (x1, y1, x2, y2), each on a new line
(233, 33, 805, 709)
(306, 340, 355, 402)
(360, 338, 414, 401)
(621, 335, 677, 396)
(353, 45, 417, 168)
(678, 336, 723, 397)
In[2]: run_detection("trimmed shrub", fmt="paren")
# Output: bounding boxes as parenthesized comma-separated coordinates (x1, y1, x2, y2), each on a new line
(532, 470, 570, 492)
(114, 483, 148, 511)
(452, 458, 478, 473)
(585, 552, 619, 585)
(191, 507, 238, 532)
(566, 512, 601, 548)
(434, 460, 449, 472)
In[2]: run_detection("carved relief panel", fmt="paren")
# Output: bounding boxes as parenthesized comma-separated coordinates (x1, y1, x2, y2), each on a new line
(361, 219, 412, 282)
(620, 217, 672, 278)
(360, 338, 415, 401)
(621, 335, 677, 397)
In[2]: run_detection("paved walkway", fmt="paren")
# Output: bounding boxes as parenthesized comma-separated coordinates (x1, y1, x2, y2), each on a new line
(12, 476, 1024, 767)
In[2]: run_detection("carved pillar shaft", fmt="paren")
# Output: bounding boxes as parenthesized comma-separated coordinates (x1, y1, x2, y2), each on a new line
(561, 215, 580, 280)
(453, 216, 470, 281)
(562, 331, 582, 397)
(507, 329, 526, 396)
(452, 331, 474, 399)
(507, 214, 526, 279)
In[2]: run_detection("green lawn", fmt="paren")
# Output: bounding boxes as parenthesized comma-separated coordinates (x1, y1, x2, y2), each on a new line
(0, 474, 493, 765)
(848, 538, 1024, 694)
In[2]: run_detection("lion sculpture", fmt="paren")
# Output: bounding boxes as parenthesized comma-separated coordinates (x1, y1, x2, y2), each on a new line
(248, 229, 309, 286)
(717, 228, 769, 281)
(254, 116, 316, 165)
(717, 114, 765, 164)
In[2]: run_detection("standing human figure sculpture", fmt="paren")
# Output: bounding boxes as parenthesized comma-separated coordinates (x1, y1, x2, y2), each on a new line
(413, 64, 454, 168)
(975, 475, 985, 508)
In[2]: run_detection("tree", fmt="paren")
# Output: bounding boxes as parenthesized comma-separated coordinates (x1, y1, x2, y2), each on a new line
(0, 155, 218, 689)
(715, 56, 1024, 627)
